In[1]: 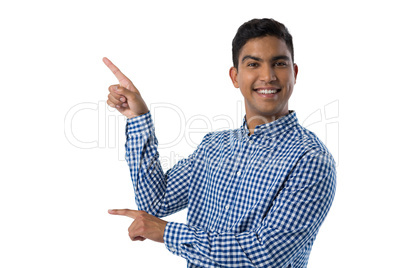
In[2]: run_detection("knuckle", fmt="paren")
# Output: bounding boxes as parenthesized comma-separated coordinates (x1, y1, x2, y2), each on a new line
(137, 226, 146, 234)
(137, 219, 145, 228)
(107, 100, 114, 107)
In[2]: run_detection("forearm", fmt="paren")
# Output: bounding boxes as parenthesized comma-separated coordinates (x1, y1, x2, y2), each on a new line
(163, 222, 310, 268)
(125, 111, 192, 217)
(125, 111, 168, 215)
(164, 222, 256, 267)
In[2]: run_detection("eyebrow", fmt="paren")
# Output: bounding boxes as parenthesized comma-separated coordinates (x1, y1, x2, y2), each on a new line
(241, 54, 291, 63)
(241, 55, 262, 63)
(271, 55, 291, 62)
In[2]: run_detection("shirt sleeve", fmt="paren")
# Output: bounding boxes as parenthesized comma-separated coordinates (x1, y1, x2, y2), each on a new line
(163, 149, 336, 267)
(125, 111, 208, 217)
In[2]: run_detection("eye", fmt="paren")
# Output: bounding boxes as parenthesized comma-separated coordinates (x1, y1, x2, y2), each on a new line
(274, 61, 288, 67)
(247, 62, 259, 67)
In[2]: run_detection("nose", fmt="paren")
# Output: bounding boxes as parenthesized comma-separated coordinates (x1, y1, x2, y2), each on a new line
(259, 64, 276, 82)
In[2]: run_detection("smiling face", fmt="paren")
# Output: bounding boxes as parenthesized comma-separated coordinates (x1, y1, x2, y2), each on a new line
(230, 35, 298, 132)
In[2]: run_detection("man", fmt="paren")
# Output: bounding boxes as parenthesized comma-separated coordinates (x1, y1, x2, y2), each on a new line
(105, 18, 336, 267)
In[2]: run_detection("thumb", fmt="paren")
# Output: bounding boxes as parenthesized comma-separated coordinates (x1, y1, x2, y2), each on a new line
(112, 85, 149, 118)
(114, 85, 137, 101)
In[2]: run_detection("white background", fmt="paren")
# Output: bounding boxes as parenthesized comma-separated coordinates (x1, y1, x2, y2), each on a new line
(1, 0, 401, 267)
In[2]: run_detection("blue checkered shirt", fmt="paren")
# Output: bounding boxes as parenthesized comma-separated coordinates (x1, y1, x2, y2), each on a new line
(125, 110, 336, 268)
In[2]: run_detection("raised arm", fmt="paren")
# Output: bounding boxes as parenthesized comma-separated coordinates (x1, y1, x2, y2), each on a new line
(104, 58, 206, 244)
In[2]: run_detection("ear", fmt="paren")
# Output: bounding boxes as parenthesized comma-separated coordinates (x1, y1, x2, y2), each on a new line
(293, 63, 299, 84)
(229, 67, 239, 88)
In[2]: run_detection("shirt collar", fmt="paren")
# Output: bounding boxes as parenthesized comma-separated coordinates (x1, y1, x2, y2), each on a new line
(241, 111, 298, 138)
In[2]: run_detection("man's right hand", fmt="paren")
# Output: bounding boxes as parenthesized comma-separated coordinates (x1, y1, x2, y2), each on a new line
(103, 57, 149, 119)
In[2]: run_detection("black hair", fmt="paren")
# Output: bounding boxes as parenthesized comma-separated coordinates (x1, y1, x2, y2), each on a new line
(232, 18, 294, 69)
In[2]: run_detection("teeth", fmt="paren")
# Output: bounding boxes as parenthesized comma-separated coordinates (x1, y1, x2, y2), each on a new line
(257, 89, 278, 94)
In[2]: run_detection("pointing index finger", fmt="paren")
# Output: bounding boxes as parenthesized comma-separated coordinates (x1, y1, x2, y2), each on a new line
(103, 57, 134, 90)
(108, 209, 138, 219)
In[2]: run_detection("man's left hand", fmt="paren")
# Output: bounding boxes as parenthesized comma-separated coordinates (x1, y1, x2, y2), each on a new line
(108, 209, 168, 243)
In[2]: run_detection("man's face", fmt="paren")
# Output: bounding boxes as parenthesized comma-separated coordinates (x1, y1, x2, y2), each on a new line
(230, 35, 298, 125)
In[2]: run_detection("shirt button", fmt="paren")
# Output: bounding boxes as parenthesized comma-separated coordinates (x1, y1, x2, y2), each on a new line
(237, 171, 241, 176)
(225, 205, 230, 211)
(249, 140, 254, 144)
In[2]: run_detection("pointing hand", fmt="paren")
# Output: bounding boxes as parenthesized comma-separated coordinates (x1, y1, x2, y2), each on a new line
(103, 57, 149, 119)
(108, 209, 167, 243)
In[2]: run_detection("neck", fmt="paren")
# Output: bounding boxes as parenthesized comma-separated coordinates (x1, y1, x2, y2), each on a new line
(245, 112, 289, 135)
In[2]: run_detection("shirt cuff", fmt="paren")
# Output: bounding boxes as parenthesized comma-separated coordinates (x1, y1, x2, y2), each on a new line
(164, 222, 194, 256)
(125, 111, 154, 137)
